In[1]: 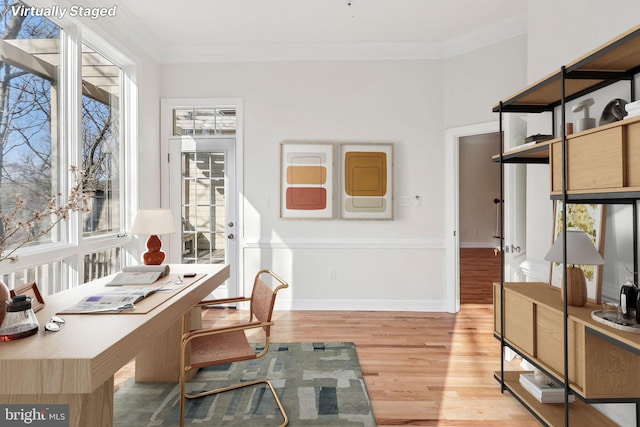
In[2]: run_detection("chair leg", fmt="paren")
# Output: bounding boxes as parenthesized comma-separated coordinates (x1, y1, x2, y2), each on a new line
(184, 379, 288, 426)
(179, 371, 187, 427)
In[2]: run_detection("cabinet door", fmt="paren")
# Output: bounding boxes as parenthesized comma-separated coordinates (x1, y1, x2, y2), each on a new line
(536, 305, 584, 390)
(503, 290, 535, 355)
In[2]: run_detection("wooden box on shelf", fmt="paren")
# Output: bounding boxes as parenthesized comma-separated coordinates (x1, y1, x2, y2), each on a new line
(550, 116, 640, 195)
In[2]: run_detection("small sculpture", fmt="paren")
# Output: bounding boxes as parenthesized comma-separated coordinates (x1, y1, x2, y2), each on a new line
(572, 98, 596, 132)
(599, 98, 628, 125)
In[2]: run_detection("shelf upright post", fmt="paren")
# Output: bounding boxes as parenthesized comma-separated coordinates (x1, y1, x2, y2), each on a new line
(560, 65, 570, 427)
(499, 101, 506, 394)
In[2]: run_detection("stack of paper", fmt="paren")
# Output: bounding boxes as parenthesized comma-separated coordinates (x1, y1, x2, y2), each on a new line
(519, 373, 575, 404)
(625, 100, 640, 119)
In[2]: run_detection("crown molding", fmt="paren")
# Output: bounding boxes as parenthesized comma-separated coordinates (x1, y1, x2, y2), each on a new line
(157, 41, 445, 64)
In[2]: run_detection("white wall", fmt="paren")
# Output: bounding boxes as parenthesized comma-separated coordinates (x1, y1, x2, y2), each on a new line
(160, 36, 525, 310)
(161, 60, 446, 310)
(444, 34, 528, 128)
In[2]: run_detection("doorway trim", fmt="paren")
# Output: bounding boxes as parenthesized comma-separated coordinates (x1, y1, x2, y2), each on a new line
(160, 97, 244, 292)
(445, 121, 499, 313)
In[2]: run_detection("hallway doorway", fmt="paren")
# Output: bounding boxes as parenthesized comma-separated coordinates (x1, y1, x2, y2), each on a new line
(458, 132, 501, 304)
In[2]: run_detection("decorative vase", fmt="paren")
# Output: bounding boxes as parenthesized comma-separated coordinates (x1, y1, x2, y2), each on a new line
(563, 266, 588, 307)
(0, 279, 10, 327)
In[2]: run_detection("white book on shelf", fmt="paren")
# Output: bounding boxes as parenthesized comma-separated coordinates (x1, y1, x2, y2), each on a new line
(626, 99, 640, 110)
(519, 373, 575, 404)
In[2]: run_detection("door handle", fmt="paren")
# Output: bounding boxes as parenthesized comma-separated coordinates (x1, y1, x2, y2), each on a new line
(227, 233, 235, 240)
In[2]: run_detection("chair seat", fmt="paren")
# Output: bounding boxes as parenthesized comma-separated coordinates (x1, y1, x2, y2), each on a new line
(189, 329, 257, 370)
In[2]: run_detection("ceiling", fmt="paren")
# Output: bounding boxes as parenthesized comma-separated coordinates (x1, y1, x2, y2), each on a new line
(88, 0, 528, 63)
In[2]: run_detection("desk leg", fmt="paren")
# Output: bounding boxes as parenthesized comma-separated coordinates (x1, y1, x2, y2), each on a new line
(1, 377, 113, 427)
(135, 307, 202, 382)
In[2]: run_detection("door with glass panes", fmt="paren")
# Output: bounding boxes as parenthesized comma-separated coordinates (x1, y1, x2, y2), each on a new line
(168, 136, 237, 299)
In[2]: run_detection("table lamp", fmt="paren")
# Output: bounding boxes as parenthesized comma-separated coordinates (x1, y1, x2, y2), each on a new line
(544, 229, 604, 306)
(131, 209, 176, 265)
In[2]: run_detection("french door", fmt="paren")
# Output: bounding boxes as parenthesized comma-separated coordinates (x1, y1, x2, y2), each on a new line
(168, 136, 237, 299)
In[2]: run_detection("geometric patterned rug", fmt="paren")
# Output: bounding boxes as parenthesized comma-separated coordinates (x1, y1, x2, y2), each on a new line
(114, 342, 377, 426)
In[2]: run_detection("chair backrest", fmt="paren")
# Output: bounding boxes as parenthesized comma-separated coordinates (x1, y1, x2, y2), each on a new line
(249, 270, 288, 337)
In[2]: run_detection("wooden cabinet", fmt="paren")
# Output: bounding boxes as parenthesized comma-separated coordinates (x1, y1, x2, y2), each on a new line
(495, 283, 640, 400)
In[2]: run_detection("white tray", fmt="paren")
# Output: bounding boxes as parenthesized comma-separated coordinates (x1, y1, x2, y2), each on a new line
(591, 310, 640, 334)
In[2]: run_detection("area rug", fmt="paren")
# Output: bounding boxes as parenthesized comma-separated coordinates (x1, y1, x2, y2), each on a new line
(114, 342, 376, 426)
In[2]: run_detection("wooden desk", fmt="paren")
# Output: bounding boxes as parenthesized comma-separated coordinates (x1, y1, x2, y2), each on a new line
(0, 263, 229, 427)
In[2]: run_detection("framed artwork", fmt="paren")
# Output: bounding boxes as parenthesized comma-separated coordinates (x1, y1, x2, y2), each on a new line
(339, 143, 394, 220)
(10, 282, 45, 312)
(280, 142, 334, 219)
(549, 201, 606, 303)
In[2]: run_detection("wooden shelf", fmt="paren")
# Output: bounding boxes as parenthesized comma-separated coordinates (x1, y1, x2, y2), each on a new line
(492, 139, 554, 164)
(493, 24, 640, 113)
(494, 371, 618, 426)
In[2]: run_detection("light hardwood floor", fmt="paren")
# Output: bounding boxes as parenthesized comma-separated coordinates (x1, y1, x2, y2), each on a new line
(115, 305, 539, 426)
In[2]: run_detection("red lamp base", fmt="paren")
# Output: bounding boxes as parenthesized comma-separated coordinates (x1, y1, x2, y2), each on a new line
(142, 234, 166, 265)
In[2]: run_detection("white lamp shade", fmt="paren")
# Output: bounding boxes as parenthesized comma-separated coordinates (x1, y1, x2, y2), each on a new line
(544, 229, 604, 265)
(131, 209, 176, 236)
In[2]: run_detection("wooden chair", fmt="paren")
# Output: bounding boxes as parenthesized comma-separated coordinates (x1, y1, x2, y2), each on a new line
(179, 269, 289, 427)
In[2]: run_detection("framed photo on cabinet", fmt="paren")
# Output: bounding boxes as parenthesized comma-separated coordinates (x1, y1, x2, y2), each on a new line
(279, 141, 334, 219)
(339, 143, 394, 220)
(549, 201, 606, 303)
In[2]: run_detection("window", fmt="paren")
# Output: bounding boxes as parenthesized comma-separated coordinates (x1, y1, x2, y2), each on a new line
(81, 43, 121, 237)
(173, 107, 236, 136)
(0, 1, 61, 249)
(0, 2, 133, 293)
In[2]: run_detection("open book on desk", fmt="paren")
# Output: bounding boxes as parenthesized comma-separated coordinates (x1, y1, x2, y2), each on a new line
(107, 264, 170, 286)
(61, 286, 164, 313)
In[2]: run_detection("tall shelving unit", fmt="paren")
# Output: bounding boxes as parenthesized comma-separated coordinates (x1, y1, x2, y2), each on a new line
(493, 25, 640, 426)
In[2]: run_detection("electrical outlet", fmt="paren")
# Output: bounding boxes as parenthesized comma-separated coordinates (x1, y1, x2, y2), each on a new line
(328, 267, 336, 279)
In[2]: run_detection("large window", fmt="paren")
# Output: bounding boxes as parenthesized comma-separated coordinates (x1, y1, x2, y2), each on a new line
(0, 2, 131, 293)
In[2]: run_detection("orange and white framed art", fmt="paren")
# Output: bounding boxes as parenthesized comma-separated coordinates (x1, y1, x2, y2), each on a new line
(339, 143, 393, 220)
(280, 141, 334, 219)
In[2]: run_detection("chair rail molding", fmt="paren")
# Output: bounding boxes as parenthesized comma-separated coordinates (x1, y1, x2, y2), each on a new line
(242, 237, 444, 250)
